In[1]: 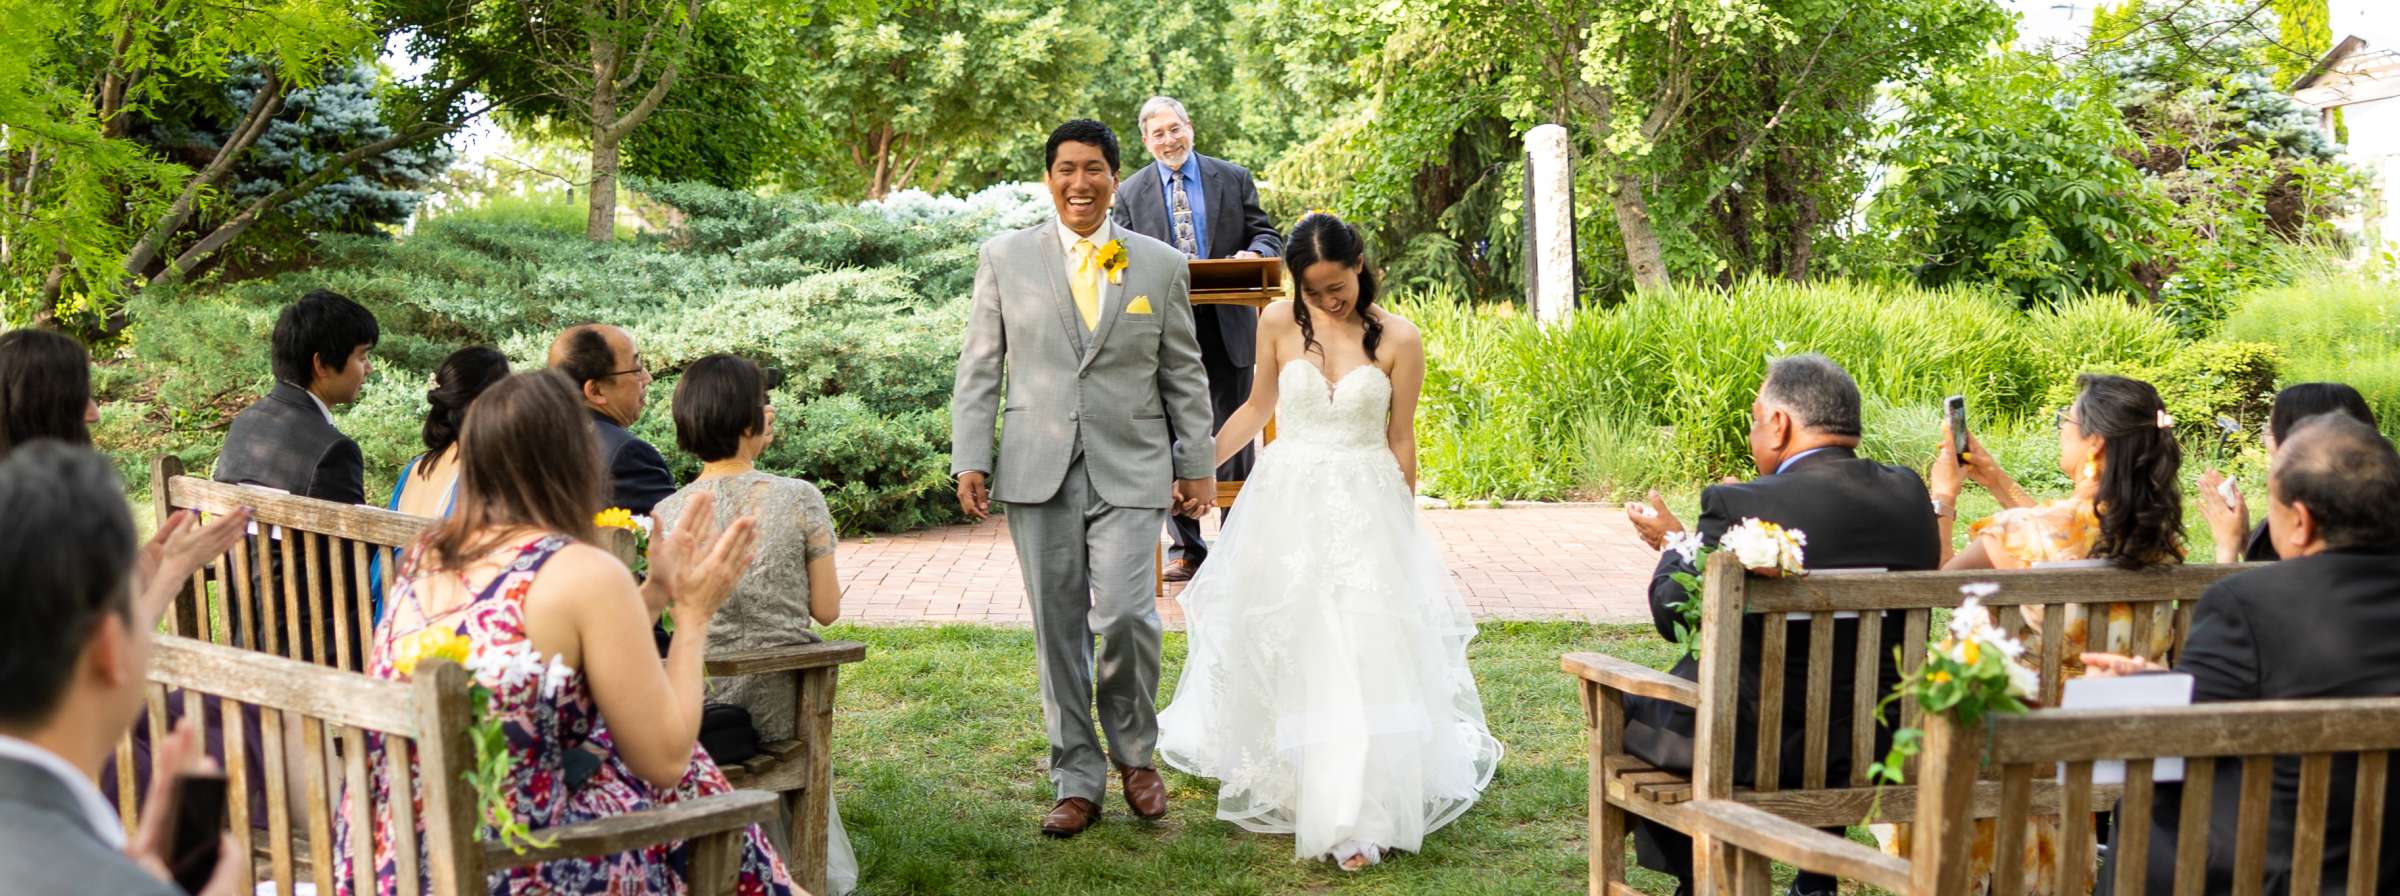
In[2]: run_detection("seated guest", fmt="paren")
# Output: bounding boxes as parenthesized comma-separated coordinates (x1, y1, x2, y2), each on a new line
(214, 288, 377, 503)
(213, 288, 378, 665)
(654, 355, 856, 895)
(0, 329, 99, 455)
(372, 346, 510, 622)
(2197, 382, 2379, 563)
(2086, 413, 2400, 894)
(389, 346, 510, 519)
(0, 442, 241, 896)
(336, 371, 794, 895)
(1919, 373, 2184, 891)
(1620, 354, 1940, 896)
(548, 324, 675, 514)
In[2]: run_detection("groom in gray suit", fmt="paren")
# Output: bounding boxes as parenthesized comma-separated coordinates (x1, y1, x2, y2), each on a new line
(950, 119, 1218, 838)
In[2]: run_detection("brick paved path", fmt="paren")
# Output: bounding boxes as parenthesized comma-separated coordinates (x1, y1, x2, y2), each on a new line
(834, 503, 1660, 628)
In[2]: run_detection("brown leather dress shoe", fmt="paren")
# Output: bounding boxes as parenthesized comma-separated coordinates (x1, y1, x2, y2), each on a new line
(1041, 797, 1101, 838)
(1118, 765, 1168, 820)
(1163, 558, 1200, 582)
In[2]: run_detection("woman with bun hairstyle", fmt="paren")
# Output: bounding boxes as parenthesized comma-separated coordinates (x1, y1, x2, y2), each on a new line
(372, 346, 510, 619)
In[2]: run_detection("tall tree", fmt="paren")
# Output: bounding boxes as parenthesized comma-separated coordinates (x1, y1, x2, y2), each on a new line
(483, 0, 704, 240)
(762, 0, 1106, 199)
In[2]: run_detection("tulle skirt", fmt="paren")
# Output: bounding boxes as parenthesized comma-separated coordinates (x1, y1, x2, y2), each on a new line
(1157, 438, 1503, 860)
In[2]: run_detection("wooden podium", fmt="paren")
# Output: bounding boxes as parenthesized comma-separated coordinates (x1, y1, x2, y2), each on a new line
(1186, 257, 1283, 509)
(1158, 257, 1283, 595)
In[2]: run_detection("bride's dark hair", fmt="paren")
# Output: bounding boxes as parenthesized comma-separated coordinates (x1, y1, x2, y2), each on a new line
(1285, 212, 1383, 361)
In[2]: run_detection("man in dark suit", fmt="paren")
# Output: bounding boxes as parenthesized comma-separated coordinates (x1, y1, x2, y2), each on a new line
(1619, 354, 1941, 896)
(0, 444, 238, 895)
(1111, 95, 1282, 582)
(548, 323, 676, 515)
(213, 289, 376, 503)
(2090, 413, 2400, 894)
(214, 288, 377, 666)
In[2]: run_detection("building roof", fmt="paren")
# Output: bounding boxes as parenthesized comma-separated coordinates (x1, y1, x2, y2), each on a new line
(2292, 35, 2400, 109)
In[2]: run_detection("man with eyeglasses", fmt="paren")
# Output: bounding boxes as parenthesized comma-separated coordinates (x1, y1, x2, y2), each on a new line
(549, 324, 675, 514)
(1112, 95, 1283, 583)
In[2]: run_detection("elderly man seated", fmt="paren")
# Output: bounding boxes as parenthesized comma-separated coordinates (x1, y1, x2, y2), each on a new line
(548, 323, 675, 515)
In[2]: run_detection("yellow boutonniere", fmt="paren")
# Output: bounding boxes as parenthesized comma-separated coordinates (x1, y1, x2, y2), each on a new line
(1095, 239, 1128, 285)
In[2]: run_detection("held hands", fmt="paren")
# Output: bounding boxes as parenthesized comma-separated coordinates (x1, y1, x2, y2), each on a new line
(129, 721, 242, 896)
(135, 508, 253, 627)
(956, 471, 992, 521)
(1173, 478, 1216, 518)
(645, 491, 759, 626)
(2079, 651, 2169, 677)
(1625, 489, 1684, 550)
(1232, 250, 1263, 260)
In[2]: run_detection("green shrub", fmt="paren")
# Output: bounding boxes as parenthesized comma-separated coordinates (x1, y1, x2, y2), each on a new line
(2219, 277, 2400, 433)
(99, 181, 1049, 534)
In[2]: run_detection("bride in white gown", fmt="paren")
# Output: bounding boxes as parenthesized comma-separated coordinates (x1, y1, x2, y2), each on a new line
(1156, 212, 1502, 870)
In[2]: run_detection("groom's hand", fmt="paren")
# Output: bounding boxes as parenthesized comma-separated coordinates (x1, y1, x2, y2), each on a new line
(1174, 478, 1215, 517)
(957, 472, 991, 520)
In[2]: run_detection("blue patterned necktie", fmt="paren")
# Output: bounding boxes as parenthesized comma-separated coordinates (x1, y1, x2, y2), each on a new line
(1170, 170, 1199, 258)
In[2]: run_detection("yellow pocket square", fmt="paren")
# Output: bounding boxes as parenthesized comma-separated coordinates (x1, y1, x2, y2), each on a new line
(1126, 295, 1154, 315)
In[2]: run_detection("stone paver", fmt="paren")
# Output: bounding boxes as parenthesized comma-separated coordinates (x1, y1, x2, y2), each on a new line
(834, 503, 1660, 628)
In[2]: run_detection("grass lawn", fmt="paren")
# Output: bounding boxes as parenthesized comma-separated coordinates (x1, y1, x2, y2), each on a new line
(825, 621, 1710, 895)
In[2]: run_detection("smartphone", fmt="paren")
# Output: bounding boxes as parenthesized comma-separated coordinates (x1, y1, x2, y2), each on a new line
(166, 773, 228, 894)
(1944, 395, 1969, 463)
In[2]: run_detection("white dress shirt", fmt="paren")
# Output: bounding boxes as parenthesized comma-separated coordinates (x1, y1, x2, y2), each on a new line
(1056, 216, 1115, 266)
(0, 734, 126, 848)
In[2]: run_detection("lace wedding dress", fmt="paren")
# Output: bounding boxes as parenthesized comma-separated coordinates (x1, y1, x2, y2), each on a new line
(1157, 358, 1503, 863)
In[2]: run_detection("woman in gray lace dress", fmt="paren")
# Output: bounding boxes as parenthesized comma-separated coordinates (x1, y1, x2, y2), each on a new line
(654, 354, 855, 893)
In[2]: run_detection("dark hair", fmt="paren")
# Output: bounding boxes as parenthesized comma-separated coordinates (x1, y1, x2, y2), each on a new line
(2273, 414, 2400, 550)
(2269, 382, 2378, 446)
(420, 371, 601, 572)
(271, 289, 379, 387)
(418, 347, 511, 475)
(1760, 354, 1863, 438)
(0, 441, 137, 726)
(673, 355, 770, 463)
(554, 325, 621, 392)
(2071, 373, 2184, 569)
(1284, 212, 1384, 361)
(1044, 118, 1121, 172)
(0, 329, 94, 455)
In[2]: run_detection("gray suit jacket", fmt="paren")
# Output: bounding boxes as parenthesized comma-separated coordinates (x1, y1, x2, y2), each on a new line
(212, 382, 365, 504)
(950, 221, 1216, 509)
(0, 754, 183, 896)
(1112, 153, 1281, 368)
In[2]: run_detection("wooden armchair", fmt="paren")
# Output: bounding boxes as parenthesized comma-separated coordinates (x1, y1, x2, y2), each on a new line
(112, 635, 783, 895)
(1682, 698, 2400, 895)
(1562, 552, 2250, 894)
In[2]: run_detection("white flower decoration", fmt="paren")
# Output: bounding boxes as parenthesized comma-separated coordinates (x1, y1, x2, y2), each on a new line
(2005, 662, 2040, 699)
(1718, 518, 1807, 574)
(1665, 530, 1707, 565)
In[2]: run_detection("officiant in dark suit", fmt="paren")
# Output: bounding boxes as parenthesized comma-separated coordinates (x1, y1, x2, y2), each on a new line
(1112, 95, 1282, 582)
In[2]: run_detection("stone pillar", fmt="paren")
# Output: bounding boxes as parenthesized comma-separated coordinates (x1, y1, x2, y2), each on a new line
(1524, 123, 1576, 326)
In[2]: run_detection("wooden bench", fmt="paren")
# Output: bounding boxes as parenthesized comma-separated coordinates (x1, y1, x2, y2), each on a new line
(1680, 698, 2400, 895)
(152, 458, 864, 895)
(111, 635, 782, 895)
(1562, 552, 2251, 894)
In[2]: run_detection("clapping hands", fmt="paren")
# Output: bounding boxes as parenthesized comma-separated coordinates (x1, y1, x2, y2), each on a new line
(1625, 490, 1684, 550)
(135, 508, 252, 627)
(645, 491, 759, 626)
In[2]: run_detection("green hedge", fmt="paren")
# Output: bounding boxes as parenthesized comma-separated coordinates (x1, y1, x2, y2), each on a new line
(98, 183, 1049, 533)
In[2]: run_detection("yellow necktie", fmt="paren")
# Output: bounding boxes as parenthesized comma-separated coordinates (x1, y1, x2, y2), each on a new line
(1071, 239, 1101, 331)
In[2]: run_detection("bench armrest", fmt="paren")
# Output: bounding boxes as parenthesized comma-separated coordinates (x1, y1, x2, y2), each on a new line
(481, 790, 779, 871)
(1562, 651, 1698, 706)
(704, 640, 868, 677)
(1679, 799, 1912, 892)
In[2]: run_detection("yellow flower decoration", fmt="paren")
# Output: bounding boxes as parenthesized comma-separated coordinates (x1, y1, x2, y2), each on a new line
(594, 507, 640, 532)
(1095, 239, 1128, 285)
(391, 628, 472, 677)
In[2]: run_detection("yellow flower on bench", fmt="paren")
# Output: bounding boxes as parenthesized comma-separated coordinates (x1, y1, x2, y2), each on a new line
(391, 628, 472, 677)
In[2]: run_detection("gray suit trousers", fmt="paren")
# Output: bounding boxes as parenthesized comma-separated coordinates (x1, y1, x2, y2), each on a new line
(1008, 453, 1168, 802)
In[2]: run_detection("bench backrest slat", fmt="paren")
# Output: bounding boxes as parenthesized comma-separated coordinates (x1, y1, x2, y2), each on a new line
(1697, 552, 2253, 798)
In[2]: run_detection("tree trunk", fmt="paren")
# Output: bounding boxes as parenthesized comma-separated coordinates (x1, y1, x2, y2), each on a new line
(587, 62, 621, 242)
(1608, 172, 1670, 290)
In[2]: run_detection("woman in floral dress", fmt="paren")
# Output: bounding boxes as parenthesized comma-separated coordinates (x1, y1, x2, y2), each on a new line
(334, 370, 792, 896)
(1883, 373, 2186, 894)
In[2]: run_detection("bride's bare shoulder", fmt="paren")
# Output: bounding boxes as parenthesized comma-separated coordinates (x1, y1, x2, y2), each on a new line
(1370, 308, 1422, 344)
(1261, 300, 1298, 326)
